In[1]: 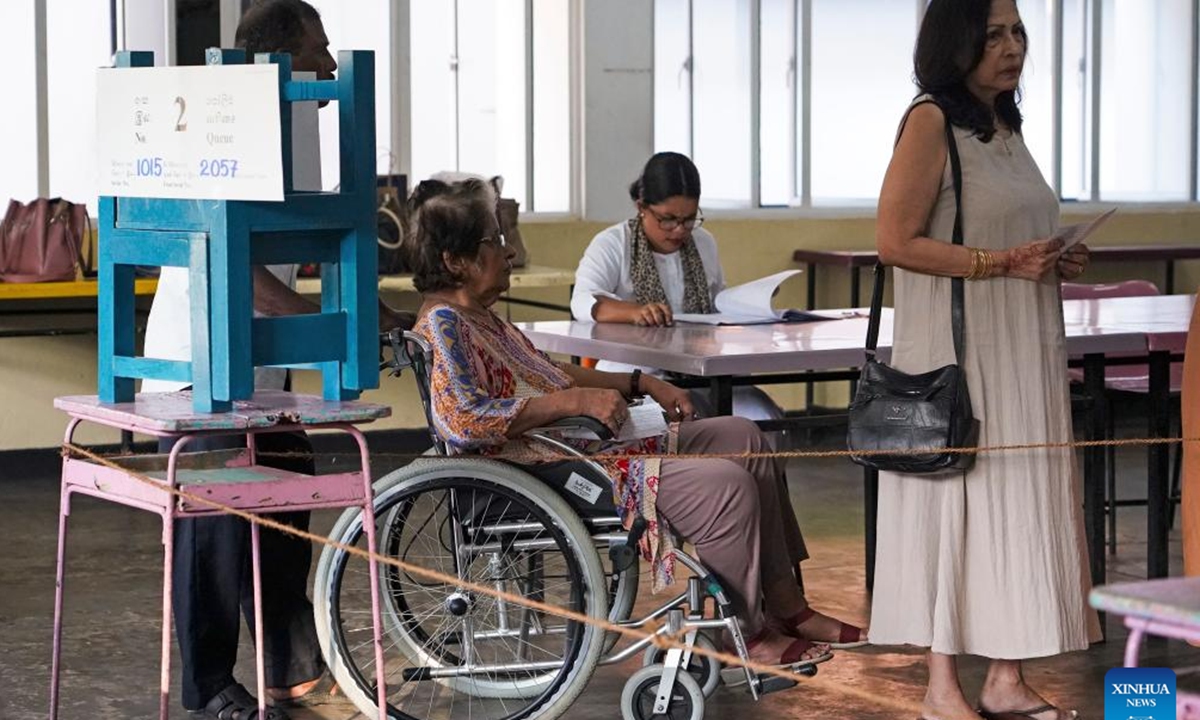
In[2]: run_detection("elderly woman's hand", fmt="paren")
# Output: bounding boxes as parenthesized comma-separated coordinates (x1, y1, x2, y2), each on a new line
(1056, 243, 1089, 280)
(642, 375, 697, 422)
(1000, 238, 1063, 281)
(562, 387, 629, 435)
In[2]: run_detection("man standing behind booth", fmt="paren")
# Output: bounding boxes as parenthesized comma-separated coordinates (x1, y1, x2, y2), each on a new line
(141, 1, 410, 717)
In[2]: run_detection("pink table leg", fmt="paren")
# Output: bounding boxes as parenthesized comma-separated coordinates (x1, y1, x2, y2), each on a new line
(251, 521, 267, 718)
(159, 510, 174, 720)
(348, 425, 387, 720)
(49, 418, 82, 720)
(1123, 621, 1146, 668)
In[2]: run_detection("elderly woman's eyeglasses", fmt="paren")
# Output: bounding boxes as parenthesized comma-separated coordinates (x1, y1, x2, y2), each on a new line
(645, 207, 704, 231)
(479, 234, 507, 248)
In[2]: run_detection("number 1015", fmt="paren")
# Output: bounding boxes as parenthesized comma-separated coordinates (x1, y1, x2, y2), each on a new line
(135, 157, 163, 177)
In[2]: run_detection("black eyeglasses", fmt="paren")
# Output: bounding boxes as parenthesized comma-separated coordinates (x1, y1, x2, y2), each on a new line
(645, 207, 704, 231)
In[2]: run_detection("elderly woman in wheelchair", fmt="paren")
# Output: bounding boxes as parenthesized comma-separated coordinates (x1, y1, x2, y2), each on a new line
(311, 177, 866, 720)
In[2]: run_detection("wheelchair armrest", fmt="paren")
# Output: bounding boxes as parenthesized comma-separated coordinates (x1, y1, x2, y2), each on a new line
(538, 415, 614, 441)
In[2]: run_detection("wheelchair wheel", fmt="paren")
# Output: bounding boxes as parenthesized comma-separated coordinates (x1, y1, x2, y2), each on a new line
(620, 664, 705, 720)
(314, 458, 608, 720)
(602, 548, 639, 654)
(641, 633, 720, 697)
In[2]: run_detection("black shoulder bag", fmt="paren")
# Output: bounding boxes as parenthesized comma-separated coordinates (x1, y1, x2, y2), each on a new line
(847, 117, 979, 474)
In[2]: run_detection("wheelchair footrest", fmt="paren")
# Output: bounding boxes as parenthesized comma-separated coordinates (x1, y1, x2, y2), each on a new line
(720, 664, 813, 694)
(760, 675, 801, 694)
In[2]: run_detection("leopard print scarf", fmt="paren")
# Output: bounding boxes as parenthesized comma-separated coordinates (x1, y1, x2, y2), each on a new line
(627, 216, 714, 314)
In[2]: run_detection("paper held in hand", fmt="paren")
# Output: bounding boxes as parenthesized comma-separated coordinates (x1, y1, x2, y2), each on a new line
(1054, 207, 1117, 249)
(674, 269, 849, 325)
(553, 400, 669, 442)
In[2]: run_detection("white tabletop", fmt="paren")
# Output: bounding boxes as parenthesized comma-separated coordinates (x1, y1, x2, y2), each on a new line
(516, 311, 886, 376)
(515, 297, 1183, 378)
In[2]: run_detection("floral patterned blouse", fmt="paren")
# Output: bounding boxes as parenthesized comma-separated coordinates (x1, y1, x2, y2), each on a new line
(416, 303, 680, 590)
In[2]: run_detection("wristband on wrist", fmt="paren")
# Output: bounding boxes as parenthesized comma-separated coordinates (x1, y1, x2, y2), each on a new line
(629, 369, 644, 399)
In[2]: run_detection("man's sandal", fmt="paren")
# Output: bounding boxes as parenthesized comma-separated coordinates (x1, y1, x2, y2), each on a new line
(191, 683, 290, 720)
(978, 705, 1078, 720)
(781, 606, 869, 649)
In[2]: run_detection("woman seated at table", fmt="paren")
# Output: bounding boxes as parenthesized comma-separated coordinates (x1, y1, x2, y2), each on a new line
(406, 177, 867, 667)
(569, 151, 783, 423)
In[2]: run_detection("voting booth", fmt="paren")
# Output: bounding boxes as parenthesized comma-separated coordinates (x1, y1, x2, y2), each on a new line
(94, 48, 379, 412)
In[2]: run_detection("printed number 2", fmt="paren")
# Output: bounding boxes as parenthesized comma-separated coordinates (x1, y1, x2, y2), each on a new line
(174, 96, 187, 131)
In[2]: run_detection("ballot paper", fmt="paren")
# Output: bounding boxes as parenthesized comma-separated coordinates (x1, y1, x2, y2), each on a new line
(1055, 207, 1118, 249)
(552, 399, 669, 442)
(674, 270, 845, 325)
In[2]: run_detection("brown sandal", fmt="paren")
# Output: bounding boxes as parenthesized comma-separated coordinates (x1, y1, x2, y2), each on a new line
(781, 606, 869, 649)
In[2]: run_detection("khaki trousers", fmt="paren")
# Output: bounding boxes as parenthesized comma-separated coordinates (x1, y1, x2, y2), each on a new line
(655, 416, 807, 633)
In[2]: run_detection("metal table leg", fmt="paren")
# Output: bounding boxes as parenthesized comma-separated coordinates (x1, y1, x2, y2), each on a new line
(709, 376, 734, 416)
(1148, 350, 1172, 578)
(1083, 353, 1108, 587)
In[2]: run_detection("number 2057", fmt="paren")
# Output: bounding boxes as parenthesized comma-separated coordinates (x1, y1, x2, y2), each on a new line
(200, 159, 239, 178)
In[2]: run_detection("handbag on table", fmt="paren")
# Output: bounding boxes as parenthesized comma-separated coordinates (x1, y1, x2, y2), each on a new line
(847, 113, 979, 474)
(0, 198, 89, 283)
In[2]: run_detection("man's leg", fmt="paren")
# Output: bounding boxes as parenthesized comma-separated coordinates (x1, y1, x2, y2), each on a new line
(240, 431, 324, 689)
(164, 435, 248, 710)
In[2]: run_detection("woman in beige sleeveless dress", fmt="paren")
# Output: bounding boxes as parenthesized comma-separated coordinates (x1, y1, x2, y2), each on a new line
(870, 2, 1101, 719)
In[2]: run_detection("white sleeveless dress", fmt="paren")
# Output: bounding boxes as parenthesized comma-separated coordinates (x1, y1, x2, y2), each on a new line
(868, 102, 1102, 658)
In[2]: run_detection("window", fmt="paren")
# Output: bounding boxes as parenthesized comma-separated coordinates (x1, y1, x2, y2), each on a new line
(1013, 0, 1054, 190)
(409, 0, 571, 212)
(307, 0, 394, 189)
(758, 0, 796, 206)
(0, 1, 39, 204)
(47, 0, 114, 211)
(655, 0, 1200, 207)
(691, 0, 752, 206)
(1098, 0, 1193, 201)
(808, 0, 916, 203)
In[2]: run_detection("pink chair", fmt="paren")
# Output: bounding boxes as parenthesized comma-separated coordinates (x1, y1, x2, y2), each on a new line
(1063, 281, 1185, 555)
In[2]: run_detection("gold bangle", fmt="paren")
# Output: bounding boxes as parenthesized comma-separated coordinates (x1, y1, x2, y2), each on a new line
(968, 247, 986, 280)
(966, 247, 980, 279)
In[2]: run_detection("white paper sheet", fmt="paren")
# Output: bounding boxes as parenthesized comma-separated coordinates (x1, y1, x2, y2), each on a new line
(1055, 207, 1118, 249)
(674, 269, 844, 325)
(551, 399, 668, 442)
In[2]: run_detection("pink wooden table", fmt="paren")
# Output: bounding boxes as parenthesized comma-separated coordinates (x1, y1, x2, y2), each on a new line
(49, 391, 392, 720)
(1091, 578, 1200, 719)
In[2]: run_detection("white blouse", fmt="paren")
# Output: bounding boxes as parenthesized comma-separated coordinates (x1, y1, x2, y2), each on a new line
(570, 221, 725, 374)
(570, 222, 725, 322)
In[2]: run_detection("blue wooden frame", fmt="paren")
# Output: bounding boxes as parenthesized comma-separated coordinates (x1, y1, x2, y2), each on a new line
(97, 49, 379, 412)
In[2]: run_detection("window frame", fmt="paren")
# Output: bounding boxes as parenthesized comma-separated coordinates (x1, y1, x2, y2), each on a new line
(655, 0, 1200, 212)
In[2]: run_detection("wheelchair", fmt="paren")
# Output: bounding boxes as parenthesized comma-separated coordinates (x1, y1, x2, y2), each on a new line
(310, 330, 820, 720)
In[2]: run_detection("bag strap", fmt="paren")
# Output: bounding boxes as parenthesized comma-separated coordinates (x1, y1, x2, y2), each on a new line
(945, 118, 965, 364)
(865, 102, 965, 363)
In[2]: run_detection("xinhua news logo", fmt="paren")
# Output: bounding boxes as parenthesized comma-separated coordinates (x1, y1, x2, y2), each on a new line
(1105, 668, 1176, 720)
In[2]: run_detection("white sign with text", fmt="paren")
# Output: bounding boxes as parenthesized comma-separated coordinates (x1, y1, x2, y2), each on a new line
(96, 64, 284, 201)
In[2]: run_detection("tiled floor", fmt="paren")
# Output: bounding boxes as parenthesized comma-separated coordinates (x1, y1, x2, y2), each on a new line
(3, 425, 1198, 719)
